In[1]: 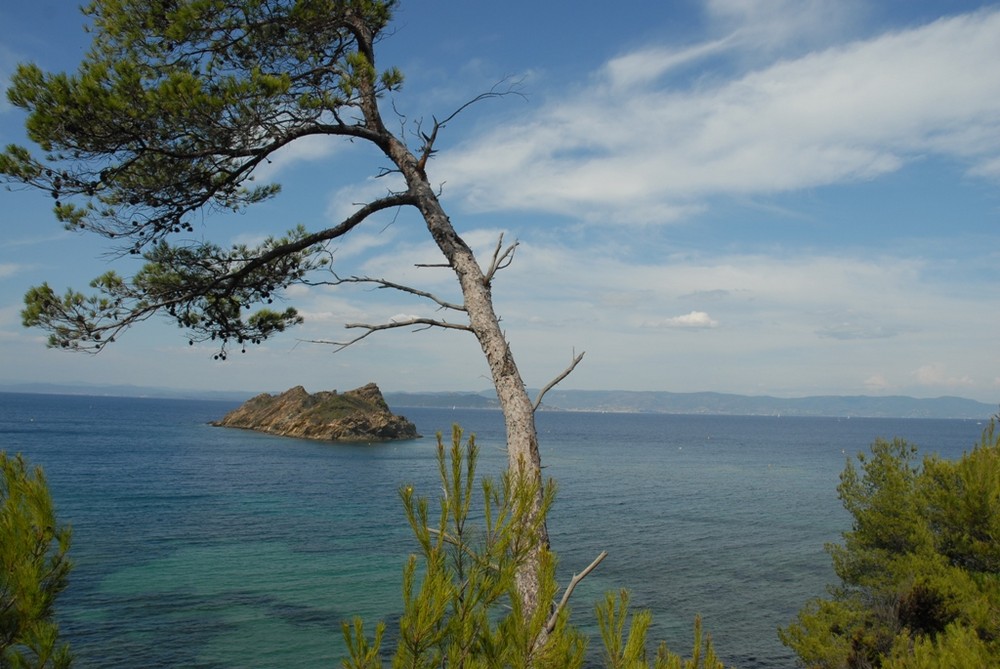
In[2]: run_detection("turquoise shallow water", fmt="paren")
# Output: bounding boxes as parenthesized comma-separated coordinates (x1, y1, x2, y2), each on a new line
(0, 392, 988, 667)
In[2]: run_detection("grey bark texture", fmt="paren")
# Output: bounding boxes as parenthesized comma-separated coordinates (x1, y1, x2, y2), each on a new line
(350, 19, 552, 625)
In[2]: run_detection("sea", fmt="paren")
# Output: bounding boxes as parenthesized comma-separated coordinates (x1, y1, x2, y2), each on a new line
(0, 392, 991, 668)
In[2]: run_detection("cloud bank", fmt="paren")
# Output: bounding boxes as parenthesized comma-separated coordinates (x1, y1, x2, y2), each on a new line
(434, 7, 1000, 224)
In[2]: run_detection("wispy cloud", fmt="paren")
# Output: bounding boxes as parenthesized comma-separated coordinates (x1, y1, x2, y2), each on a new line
(705, 0, 863, 52)
(913, 363, 974, 389)
(252, 134, 344, 182)
(816, 313, 901, 340)
(601, 38, 735, 91)
(434, 7, 1000, 224)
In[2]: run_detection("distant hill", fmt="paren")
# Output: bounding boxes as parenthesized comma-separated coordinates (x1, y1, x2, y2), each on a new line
(0, 382, 252, 402)
(2, 382, 994, 419)
(382, 391, 501, 409)
(385, 389, 997, 419)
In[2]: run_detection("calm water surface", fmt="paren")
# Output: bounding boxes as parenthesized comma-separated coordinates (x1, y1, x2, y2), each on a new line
(0, 392, 989, 667)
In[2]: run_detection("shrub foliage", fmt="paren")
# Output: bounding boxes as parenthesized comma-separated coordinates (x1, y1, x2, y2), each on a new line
(0, 452, 72, 668)
(781, 422, 1000, 668)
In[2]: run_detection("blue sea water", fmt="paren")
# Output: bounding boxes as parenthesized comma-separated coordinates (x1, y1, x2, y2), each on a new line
(0, 392, 990, 668)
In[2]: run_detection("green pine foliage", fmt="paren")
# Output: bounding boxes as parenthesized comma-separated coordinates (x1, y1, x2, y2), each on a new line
(780, 421, 1000, 668)
(342, 426, 724, 669)
(2, 0, 403, 356)
(0, 452, 73, 668)
(597, 590, 723, 669)
(342, 425, 586, 668)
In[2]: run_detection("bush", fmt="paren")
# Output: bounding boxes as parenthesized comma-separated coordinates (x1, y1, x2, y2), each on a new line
(0, 452, 72, 668)
(780, 421, 1000, 668)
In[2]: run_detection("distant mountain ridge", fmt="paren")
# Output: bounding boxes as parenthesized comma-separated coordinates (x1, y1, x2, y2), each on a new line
(0, 382, 251, 402)
(1, 382, 994, 419)
(384, 389, 996, 419)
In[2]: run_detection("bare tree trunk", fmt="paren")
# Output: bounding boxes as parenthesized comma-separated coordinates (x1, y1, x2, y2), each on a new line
(406, 168, 550, 623)
(353, 25, 550, 627)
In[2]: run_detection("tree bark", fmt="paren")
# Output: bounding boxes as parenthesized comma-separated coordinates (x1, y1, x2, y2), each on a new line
(404, 160, 550, 623)
(353, 19, 550, 630)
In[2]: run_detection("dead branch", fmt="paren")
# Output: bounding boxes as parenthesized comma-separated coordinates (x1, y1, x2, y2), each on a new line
(307, 317, 473, 352)
(321, 275, 466, 312)
(545, 550, 608, 634)
(533, 350, 586, 412)
(483, 233, 519, 285)
(414, 76, 527, 176)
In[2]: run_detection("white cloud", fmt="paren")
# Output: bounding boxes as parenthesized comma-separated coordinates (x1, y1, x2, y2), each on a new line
(913, 363, 974, 389)
(295, 293, 370, 325)
(816, 313, 900, 340)
(435, 7, 1000, 224)
(324, 175, 409, 226)
(602, 39, 734, 91)
(389, 313, 423, 323)
(327, 228, 401, 263)
(864, 373, 890, 392)
(284, 284, 311, 298)
(969, 155, 1000, 180)
(0, 262, 21, 278)
(644, 311, 719, 329)
(705, 0, 862, 51)
(252, 134, 344, 182)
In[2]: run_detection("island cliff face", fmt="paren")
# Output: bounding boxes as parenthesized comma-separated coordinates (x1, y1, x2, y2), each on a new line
(213, 383, 420, 442)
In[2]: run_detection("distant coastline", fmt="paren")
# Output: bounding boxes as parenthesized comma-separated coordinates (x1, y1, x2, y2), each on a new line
(384, 389, 996, 420)
(1, 382, 995, 419)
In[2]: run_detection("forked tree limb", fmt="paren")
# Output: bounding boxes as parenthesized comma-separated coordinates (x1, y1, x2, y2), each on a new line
(415, 77, 526, 174)
(545, 550, 609, 634)
(533, 351, 586, 412)
(484, 233, 519, 285)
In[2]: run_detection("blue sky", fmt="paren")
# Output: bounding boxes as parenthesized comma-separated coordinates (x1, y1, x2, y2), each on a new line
(1, 1, 999, 402)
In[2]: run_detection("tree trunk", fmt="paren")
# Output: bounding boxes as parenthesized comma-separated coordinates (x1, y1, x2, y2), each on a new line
(409, 171, 550, 624)
(354, 30, 550, 629)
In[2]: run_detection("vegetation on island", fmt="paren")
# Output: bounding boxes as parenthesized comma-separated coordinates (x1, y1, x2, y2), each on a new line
(213, 383, 420, 442)
(0, 452, 73, 669)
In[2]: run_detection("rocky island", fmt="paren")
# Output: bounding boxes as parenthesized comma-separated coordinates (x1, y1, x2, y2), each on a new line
(213, 383, 420, 442)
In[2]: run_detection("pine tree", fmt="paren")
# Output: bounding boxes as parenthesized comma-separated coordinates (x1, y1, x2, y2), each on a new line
(1, 0, 583, 622)
(0, 452, 73, 668)
(780, 421, 1000, 667)
(343, 426, 725, 669)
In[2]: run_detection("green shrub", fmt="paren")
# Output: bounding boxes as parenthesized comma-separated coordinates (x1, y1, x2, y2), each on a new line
(781, 421, 1000, 668)
(0, 452, 72, 668)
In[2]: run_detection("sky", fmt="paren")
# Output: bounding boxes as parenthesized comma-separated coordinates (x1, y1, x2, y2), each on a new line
(1, 0, 1000, 402)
